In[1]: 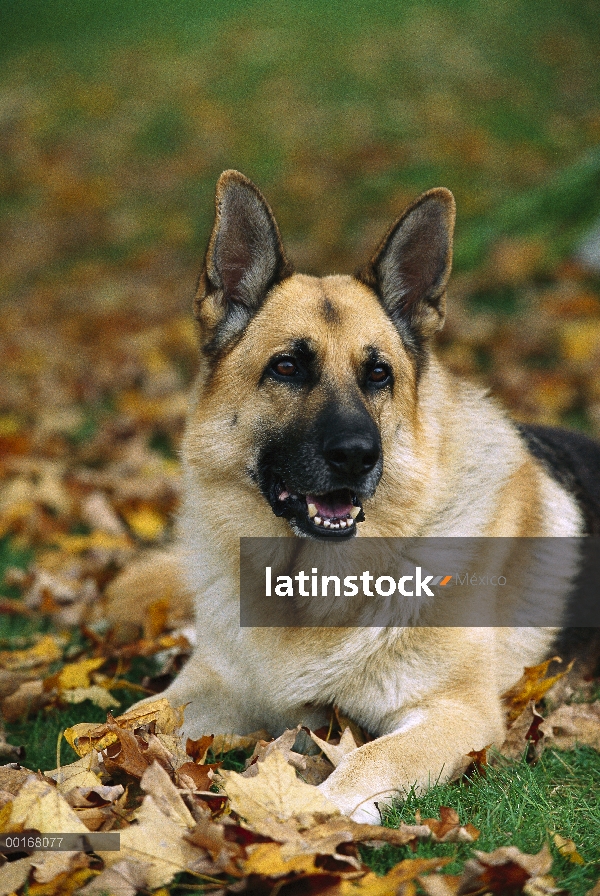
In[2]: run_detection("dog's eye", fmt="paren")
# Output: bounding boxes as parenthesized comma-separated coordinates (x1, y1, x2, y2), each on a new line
(271, 357, 299, 377)
(367, 364, 391, 385)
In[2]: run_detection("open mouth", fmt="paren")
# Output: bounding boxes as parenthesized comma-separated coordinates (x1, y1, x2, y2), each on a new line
(270, 484, 365, 538)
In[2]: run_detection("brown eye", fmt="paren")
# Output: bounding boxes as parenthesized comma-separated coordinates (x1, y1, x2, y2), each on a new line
(272, 358, 298, 377)
(368, 364, 391, 384)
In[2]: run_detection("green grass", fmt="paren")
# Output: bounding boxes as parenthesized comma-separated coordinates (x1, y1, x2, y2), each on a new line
(363, 748, 600, 895)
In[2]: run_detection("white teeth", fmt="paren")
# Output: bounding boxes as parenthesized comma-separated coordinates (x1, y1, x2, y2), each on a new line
(313, 516, 322, 525)
(339, 520, 346, 528)
(350, 506, 360, 519)
(307, 503, 317, 518)
(323, 519, 331, 527)
(346, 517, 354, 526)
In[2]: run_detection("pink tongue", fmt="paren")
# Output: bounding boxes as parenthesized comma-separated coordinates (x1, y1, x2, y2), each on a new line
(306, 493, 353, 520)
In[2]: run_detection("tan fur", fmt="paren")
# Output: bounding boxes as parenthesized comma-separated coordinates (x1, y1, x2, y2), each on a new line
(106, 174, 585, 824)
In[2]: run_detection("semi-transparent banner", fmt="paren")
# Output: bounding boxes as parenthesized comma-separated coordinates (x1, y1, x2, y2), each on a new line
(239, 537, 600, 627)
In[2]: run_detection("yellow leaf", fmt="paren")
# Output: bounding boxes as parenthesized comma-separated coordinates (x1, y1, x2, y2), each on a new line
(60, 686, 120, 710)
(50, 531, 131, 553)
(501, 658, 572, 723)
(56, 658, 105, 691)
(123, 506, 166, 541)
(98, 795, 200, 889)
(9, 776, 89, 834)
(0, 800, 13, 832)
(560, 320, 600, 363)
(552, 832, 585, 865)
(219, 748, 340, 835)
(340, 859, 450, 895)
(140, 762, 195, 828)
(27, 867, 94, 896)
(63, 697, 184, 756)
(45, 754, 103, 793)
(113, 697, 184, 734)
(0, 413, 23, 436)
(63, 723, 119, 757)
(244, 841, 318, 877)
(0, 635, 63, 671)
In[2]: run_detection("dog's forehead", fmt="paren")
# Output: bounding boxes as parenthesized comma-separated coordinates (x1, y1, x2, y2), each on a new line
(257, 273, 400, 352)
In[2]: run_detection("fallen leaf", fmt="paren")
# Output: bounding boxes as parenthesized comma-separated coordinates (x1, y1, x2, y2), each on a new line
(334, 707, 370, 747)
(122, 505, 166, 541)
(0, 855, 33, 896)
(30, 850, 89, 885)
(76, 859, 153, 896)
(185, 733, 214, 763)
(219, 748, 340, 835)
(98, 794, 201, 888)
(449, 746, 489, 783)
(0, 634, 64, 671)
(277, 816, 434, 861)
(64, 697, 184, 756)
(415, 807, 479, 843)
(45, 752, 104, 792)
(540, 702, 600, 751)
(9, 775, 90, 834)
(0, 669, 38, 699)
(81, 491, 126, 536)
(243, 841, 319, 876)
(103, 726, 151, 778)
(419, 873, 461, 896)
(26, 865, 94, 896)
(2, 678, 53, 722)
(310, 726, 359, 768)
(48, 657, 105, 691)
(140, 761, 195, 827)
(500, 701, 545, 760)
(338, 858, 450, 894)
(63, 783, 124, 808)
(502, 659, 572, 724)
(176, 760, 218, 791)
(211, 730, 270, 755)
(144, 598, 170, 638)
(551, 832, 585, 865)
(60, 685, 121, 710)
(459, 844, 554, 895)
(0, 717, 25, 760)
(0, 765, 36, 795)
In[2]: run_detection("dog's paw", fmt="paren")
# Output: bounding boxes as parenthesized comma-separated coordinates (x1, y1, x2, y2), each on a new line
(318, 773, 395, 825)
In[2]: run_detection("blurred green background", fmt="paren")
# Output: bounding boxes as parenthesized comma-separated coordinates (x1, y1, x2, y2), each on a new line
(1, 0, 600, 434)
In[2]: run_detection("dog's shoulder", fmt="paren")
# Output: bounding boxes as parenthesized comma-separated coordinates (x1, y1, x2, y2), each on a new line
(515, 423, 600, 535)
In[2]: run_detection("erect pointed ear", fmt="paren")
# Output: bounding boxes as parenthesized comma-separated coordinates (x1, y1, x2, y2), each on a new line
(356, 188, 455, 350)
(195, 170, 293, 355)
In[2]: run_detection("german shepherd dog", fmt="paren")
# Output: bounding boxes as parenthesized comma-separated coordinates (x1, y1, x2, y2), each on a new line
(108, 171, 600, 823)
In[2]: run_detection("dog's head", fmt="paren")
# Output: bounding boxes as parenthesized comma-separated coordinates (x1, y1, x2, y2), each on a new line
(189, 170, 455, 539)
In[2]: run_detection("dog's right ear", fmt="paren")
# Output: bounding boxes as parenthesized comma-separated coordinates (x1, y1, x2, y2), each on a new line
(195, 170, 292, 355)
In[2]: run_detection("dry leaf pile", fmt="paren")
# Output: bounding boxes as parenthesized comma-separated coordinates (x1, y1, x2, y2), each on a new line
(1, 695, 587, 896)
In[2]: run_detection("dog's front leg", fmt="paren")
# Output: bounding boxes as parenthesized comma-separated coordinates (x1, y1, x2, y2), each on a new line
(135, 648, 262, 737)
(319, 697, 504, 823)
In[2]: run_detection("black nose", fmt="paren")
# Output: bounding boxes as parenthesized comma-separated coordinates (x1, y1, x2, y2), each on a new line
(322, 431, 380, 479)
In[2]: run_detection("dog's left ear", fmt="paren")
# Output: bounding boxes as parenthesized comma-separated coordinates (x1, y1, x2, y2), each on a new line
(356, 188, 455, 347)
(196, 170, 293, 354)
